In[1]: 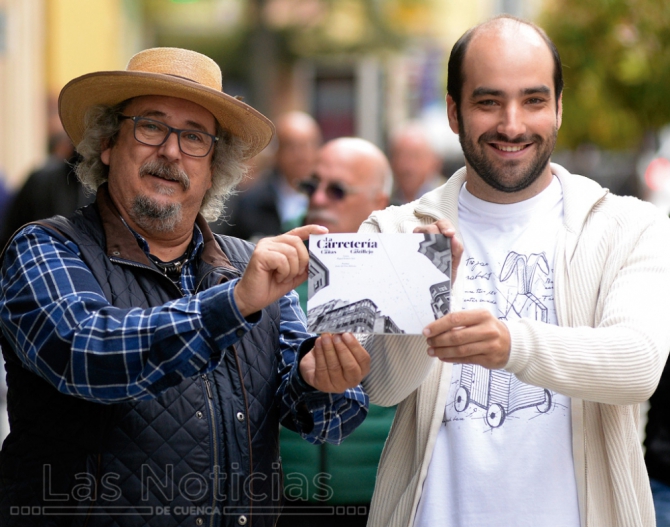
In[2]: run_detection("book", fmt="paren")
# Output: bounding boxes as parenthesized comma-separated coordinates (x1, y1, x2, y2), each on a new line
(307, 233, 452, 335)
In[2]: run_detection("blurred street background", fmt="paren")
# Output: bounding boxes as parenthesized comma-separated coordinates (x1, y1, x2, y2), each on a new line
(0, 0, 670, 506)
(2, 0, 670, 210)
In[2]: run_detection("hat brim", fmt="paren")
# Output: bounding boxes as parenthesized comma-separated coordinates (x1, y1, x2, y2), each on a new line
(59, 71, 275, 160)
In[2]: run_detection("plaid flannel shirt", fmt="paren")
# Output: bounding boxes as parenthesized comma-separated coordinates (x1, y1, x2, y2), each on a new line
(0, 223, 367, 444)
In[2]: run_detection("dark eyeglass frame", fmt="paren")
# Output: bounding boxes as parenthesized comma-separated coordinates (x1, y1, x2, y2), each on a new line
(297, 177, 364, 201)
(119, 115, 218, 158)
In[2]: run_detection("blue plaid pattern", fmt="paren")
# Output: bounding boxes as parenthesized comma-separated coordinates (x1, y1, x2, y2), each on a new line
(0, 223, 367, 444)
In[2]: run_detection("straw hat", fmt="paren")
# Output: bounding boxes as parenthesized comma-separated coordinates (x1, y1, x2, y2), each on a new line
(58, 47, 274, 159)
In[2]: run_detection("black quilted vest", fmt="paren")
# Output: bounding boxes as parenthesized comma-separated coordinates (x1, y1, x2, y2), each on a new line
(0, 189, 287, 527)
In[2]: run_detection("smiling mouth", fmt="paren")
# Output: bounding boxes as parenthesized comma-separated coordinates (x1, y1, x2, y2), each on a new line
(491, 144, 530, 152)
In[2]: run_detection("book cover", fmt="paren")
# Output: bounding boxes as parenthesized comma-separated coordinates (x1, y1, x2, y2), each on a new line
(307, 233, 452, 335)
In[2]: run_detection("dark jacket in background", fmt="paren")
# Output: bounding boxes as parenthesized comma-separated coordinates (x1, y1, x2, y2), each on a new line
(211, 171, 283, 241)
(646, 361, 670, 484)
(0, 154, 92, 249)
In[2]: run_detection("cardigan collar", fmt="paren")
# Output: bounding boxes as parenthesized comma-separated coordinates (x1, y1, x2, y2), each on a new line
(411, 163, 609, 239)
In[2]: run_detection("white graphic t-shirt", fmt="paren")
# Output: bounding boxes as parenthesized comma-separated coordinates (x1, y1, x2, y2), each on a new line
(414, 177, 580, 527)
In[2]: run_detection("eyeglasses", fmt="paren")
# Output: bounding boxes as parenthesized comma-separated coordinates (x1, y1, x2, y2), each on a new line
(297, 177, 363, 201)
(120, 115, 218, 158)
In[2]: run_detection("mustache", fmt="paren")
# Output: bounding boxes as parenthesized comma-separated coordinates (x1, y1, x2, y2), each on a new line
(139, 160, 190, 190)
(479, 131, 543, 144)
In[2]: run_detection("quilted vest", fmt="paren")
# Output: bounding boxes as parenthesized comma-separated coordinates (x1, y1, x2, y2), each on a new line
(0, 191, 286, 527)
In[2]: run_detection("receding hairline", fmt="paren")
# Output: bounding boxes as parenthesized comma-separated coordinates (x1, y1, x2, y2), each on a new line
(466, 15, 551, 49)
(320, 137, 392, 195)
(448, 14, 563, 109)
(275, 111, 321, 141)
(466, 17, 554, 64)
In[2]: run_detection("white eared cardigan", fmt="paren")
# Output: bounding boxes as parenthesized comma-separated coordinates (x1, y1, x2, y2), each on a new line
(359, 164, 670, 527)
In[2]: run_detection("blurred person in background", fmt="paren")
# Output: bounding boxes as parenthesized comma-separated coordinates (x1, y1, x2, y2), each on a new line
(645, 364, 670, 526)
(302, 137, 391, 235)
(214, 111, 322, 241)
(0, 127, 84, 443)
(208, 137, 276, 233)
(388, 121, 446, 205)
(237, 136, 277, 192)
(278, 137, 394, 527)
(0, 170, 15, 233)
(0, 169, 9, 445)
(294, 137, 393, 314)
(0, 126, 92, 249)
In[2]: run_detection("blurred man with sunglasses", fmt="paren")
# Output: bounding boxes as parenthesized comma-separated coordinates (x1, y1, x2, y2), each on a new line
(0, 48, 370, 527)
(301, 137, 392, 235)
(278, 137, 393, 527)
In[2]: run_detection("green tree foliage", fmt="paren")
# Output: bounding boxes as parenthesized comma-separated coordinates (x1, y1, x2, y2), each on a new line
(540, 0, 670, 149)
(142, 0, 423, 113)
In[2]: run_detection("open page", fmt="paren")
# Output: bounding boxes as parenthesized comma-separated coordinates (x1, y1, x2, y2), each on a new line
(307, 233, 451, 334)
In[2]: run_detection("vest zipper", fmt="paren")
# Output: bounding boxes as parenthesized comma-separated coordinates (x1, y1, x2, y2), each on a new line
(112, 255, 229, 524)
(201, 373, 220, 527)
(231, 344, 254, 524)
(81, 453, 103, 527)
(109, 257, 184, 297)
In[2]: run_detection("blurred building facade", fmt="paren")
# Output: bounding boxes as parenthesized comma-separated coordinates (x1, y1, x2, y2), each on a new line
(0, 0, 143, 189)
(0, 0, 547, 191)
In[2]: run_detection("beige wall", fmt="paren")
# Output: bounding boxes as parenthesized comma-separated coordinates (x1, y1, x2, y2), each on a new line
(0, 0, 46, 188)
(46, 0, 128, 94)
(0, 0, 141, 189)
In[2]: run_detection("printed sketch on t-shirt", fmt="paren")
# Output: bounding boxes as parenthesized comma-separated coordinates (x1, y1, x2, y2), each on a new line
(499, 251, 549, 322)
(451, 251, 555, 429)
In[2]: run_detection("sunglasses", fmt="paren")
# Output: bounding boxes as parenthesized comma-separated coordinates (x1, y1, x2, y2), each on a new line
(297, 177, 363, 201)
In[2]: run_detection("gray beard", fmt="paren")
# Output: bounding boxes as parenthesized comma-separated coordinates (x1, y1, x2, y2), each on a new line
(131, 195, 183, 233)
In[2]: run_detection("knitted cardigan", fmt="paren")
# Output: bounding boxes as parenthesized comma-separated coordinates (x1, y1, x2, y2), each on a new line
(359, 164, 670, 527)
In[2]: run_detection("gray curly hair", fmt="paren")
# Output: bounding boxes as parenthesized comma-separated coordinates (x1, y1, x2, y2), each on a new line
(74, 101, 249, 222)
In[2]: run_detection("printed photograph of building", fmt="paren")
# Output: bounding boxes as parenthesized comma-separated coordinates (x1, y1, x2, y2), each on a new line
(307, 298, 405, 334)
(307, 233, 452, 334)
(419, 233, 452, 275)
(430, 280, 451, 320)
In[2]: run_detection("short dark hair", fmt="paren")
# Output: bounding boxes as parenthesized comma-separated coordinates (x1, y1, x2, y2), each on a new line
(447, 15, 563, 111)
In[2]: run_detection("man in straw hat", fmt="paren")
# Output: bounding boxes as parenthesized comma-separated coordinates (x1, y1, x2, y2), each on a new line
(0, 47, 370, 527)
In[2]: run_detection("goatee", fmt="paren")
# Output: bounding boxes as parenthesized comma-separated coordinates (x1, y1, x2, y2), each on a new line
(458, 110, 557, 194)
(131, 195, 182, 233)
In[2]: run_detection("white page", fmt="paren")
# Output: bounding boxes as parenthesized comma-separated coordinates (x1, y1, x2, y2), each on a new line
(307, 233, 451, 334)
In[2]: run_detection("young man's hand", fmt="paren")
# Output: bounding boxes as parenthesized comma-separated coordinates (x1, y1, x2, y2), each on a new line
(423, 309, 511, 369)
(413, 219, 463, 284)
